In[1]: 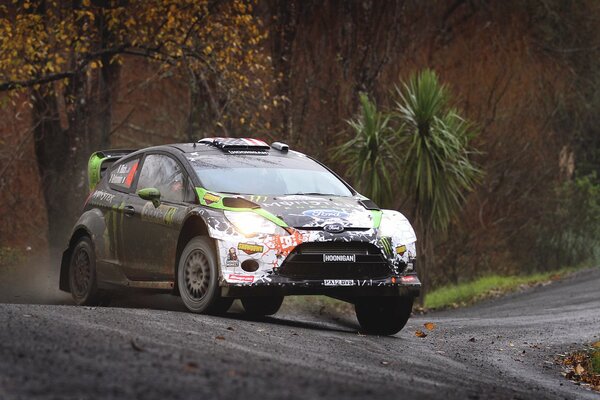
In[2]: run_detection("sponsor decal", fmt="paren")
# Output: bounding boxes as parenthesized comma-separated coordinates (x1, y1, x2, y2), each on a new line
(379, 237, 394, 257)
(324, 279, 354, 286)
(323, 254, 356, 262)
(400, 275, 419, 284)
(228, 274, 254, 283)
(302, 209, 349, 219)
(90, 190, 115, 204)
(247, 195, 268, 202)
(237, 243, 264, 255)
(263, 230, 304, 257)
(203, 192, 221, 205)
(396, 245, 407, 256)
(226, 247, 239, 268)
(141, 203, 177, 225)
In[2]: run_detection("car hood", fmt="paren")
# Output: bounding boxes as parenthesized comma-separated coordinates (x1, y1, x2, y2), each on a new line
(245, 195, 376, 229)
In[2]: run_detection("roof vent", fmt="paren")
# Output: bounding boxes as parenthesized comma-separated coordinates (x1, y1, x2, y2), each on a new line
(198, 137, 270, 154)
(271, 142, 289, 152)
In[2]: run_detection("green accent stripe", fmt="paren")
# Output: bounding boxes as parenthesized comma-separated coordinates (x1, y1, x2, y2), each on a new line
(195, 187, 288, 227)
(371, 210, 383, 228)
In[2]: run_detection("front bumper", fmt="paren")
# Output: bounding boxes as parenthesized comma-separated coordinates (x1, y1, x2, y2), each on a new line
(209, 222, 420, 296)
(221, 274, 421, 298)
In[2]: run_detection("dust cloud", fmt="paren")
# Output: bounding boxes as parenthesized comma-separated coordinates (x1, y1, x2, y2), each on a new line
(0, 250, 71, 304)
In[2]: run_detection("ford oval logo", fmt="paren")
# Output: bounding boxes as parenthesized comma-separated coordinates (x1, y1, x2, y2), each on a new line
(303, 209, 349, 219)
(323, 223, 344, 233)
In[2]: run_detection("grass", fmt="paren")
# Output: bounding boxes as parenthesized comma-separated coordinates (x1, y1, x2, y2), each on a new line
(424, 266, 587, 310)
(592, 346, 600, 374)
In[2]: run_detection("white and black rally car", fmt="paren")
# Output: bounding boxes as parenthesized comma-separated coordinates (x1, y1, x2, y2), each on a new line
(60, 137, 420, 335)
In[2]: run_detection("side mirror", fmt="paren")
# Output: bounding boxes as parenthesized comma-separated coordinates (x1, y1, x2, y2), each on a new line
(138, 188, 161, 208)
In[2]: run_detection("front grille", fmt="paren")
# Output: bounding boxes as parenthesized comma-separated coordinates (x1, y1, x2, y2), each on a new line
(277, 242, 392, 280)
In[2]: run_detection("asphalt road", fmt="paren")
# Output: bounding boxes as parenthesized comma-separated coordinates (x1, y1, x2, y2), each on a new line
(0, 266, 598, 400)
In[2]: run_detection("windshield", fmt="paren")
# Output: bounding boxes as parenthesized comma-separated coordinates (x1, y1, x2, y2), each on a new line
(189, 154, 353, 196)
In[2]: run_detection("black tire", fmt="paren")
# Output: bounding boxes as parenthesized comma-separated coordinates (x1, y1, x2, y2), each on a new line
(355, 296, 414, 335)
(241, 296, 284, 316)
(178, 236, 229, 314)
(69, 236, 103, 306)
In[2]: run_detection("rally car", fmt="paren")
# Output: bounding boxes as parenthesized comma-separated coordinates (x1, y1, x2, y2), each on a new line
(60, 137, 420, 335)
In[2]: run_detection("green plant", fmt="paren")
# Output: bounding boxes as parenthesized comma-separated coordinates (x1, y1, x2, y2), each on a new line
(534, 173, 600, 269)
(391, 69, 483, 299)
(333, 92, 398, 206)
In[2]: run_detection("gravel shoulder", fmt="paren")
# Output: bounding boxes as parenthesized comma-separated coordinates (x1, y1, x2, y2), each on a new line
(0, 267, 598, 399)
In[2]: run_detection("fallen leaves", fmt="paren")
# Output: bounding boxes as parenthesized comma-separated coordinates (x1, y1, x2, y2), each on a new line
(560, 345, 600, 392)
(215, 335, 225, 340)
(416, 322, 436, 338)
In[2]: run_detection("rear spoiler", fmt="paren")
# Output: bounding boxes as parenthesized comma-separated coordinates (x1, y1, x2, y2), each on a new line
(88, 149, 137, 191)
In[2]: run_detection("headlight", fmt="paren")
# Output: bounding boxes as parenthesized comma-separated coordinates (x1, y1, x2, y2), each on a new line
(224, 211, 288, 237)
(378, 210, 417, 243)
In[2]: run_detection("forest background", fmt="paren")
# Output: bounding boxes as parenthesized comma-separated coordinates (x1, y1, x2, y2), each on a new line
(1, 0, 599, 297)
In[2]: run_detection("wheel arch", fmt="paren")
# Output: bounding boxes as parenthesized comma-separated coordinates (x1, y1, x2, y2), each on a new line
(174, 214, 214, 295)
(59, 226, 93, 292)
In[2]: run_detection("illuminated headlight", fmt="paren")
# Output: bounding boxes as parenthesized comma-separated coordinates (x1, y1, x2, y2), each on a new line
(224, 211, 288, 237)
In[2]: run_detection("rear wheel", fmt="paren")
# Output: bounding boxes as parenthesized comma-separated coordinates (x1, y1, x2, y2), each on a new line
(69, 236, 104, 306)
(178, 236, 231, 314)
(241, 296, 284, 316)
(355, 296, 414, 335)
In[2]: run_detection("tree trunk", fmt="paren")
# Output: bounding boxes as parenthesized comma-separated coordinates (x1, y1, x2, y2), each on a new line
(32, 87, 76, 254)
(415, 222, 434, 306)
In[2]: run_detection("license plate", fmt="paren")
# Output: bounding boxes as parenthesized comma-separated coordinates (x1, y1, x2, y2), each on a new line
(322, 254, 356, 262)
(324, 279, 355, 286)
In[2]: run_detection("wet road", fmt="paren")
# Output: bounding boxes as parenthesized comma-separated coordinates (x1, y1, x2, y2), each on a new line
(0, 268, 598, 399)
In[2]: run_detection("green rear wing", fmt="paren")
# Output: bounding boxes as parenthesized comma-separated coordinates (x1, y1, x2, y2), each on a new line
(88, 149, 137, 191)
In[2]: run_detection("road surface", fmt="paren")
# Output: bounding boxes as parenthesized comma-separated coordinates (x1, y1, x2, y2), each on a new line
(0, 267, 598, 399)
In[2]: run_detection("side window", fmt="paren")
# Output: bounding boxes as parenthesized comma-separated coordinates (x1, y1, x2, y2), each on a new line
(109, 158, 140, 191)
(137, 154, 187, 203)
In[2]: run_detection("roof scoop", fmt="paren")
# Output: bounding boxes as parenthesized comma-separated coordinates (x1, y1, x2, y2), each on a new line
(198, 137, 270, 154)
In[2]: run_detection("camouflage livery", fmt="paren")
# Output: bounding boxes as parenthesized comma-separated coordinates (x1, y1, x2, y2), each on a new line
(60, 138, 420, 328)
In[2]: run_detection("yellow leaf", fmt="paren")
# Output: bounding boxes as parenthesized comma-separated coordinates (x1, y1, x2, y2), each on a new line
(575, 363, 585, 375)
(415, 330, 427, 338)
(424, 322, 436, 331)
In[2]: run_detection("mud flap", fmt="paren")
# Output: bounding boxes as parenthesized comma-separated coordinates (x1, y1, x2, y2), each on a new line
(59, 248, 71, 292)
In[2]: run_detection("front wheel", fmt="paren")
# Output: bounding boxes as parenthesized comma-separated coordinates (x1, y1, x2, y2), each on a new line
(178, 236, 230, 314)
(355, 296, 414, 335)
(241, 296, 284, 316)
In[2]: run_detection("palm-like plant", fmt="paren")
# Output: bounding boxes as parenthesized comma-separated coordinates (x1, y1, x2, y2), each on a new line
(393, 69, 482, 298)
(334, 92, 398, 206)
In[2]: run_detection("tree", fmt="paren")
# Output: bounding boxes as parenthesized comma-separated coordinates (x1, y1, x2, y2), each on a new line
(392, 69, 482, 300)
(336, 70, 481, 302)
(333, 92, 397, 207)
(0, 0, 270, 251)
